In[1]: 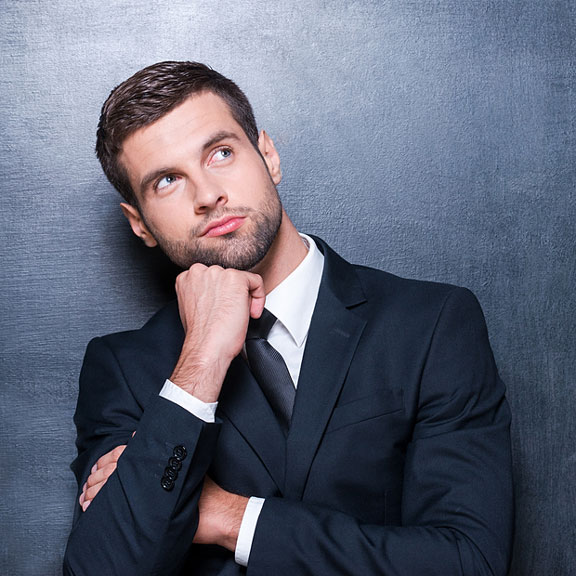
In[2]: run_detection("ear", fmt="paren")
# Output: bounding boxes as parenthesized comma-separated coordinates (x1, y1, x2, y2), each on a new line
(120, 203, 158, 247)
(258, 130, 282, 185)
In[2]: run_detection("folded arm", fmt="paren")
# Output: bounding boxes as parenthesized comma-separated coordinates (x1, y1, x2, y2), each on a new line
(64, 265, 265, 575)
(63, 336, 222, 576)
(245, 288, 514, 575)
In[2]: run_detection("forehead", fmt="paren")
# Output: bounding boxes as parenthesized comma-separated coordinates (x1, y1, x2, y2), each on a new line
(127, 91, 241, 147)
(119, 92, 247, 176)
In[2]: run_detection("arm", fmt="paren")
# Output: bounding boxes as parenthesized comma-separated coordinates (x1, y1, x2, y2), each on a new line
(246, 288, 513, 575)
(70, 286, 514, 575)
(64, 265, 265, 575)
(63, 336, 222, 576)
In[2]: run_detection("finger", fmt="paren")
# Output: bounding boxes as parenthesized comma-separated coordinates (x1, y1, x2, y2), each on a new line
(246, 274, 266, 318)
(93, 444, 127, 471)
(80, 442, 130, 511)
(84, 479, 108, 502)
(86, 462, 118, 488)
(78, 480, 106, 512)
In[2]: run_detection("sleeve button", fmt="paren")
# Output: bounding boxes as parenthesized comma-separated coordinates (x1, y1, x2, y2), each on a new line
(173, 445, 187, 461)
(161, 477, 174, 491)
(164, 467, 178, 481)
(168, 457, 182, 471)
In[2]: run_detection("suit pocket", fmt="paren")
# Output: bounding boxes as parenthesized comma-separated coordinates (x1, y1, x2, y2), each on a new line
(326, 388, 404, 434)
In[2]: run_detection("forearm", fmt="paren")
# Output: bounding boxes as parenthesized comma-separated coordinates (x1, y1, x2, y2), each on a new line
(248, 494, 511, 576)
(64, 395, 221, 576)
(245, 398, 513, 575)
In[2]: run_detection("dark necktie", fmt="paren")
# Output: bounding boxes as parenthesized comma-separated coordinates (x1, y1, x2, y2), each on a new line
(245, 309, 296, 433)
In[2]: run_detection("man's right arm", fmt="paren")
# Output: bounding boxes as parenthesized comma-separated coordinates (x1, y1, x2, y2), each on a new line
(63, 337, 221, 576)
(63, 265, 266, 575)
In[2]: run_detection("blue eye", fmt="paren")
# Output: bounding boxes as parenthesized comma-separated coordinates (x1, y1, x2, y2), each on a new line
(156, 175, 178, 190)
(213, 148, 232, 162)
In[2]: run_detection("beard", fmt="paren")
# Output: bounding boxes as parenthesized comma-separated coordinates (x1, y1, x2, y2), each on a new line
(144, 186, 283, 271)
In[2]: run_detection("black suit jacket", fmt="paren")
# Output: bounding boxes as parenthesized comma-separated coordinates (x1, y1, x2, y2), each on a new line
(64, 238, 514, 575)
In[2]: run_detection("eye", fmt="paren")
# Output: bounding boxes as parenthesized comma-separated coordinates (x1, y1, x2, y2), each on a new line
(155, 174, 179, 191)
(209, 147, 233, 165)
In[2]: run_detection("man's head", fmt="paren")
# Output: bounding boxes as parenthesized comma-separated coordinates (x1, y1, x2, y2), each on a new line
(96, 61, 287, 272)
(96, 61, 260, 206)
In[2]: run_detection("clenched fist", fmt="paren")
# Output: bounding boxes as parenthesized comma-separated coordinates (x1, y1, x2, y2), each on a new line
(170, 264, 266, 402)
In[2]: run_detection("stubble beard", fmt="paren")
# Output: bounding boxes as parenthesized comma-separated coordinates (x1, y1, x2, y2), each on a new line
(145, 186, 283, 271)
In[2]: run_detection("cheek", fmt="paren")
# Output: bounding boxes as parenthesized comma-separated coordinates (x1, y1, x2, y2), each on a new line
(143, 202, 196, 239)
(242, 168, 276, 203)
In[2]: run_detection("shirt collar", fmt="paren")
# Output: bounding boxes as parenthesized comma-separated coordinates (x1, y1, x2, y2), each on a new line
(264, 233, 324, 347)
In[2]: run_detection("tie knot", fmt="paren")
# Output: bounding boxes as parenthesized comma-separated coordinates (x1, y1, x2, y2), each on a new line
(246, 308, 277, 340)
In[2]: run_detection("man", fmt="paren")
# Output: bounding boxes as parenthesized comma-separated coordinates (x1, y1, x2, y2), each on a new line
(64, 61, 514, 575)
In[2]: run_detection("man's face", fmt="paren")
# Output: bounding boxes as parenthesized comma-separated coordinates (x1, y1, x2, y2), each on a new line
(119, 92, 283, 270)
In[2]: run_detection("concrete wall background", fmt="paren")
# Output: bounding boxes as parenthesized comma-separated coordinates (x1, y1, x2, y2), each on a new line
(1, 1, 574, 574)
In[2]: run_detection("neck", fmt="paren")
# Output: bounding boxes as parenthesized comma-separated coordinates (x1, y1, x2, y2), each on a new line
(251, 210, 308, 293)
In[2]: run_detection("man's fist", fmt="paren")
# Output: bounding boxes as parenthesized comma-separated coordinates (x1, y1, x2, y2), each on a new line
(170, 264, 266, 402)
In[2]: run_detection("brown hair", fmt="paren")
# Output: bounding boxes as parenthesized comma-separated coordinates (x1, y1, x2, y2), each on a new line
(96, 61, 259, 205)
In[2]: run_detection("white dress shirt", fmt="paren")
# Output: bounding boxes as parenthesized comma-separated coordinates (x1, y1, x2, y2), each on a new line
(159, 233, 325, 565)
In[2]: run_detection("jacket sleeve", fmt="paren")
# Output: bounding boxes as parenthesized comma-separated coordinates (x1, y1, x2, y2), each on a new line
(247, 288, 514, 576)
(63, 336, 221, 576)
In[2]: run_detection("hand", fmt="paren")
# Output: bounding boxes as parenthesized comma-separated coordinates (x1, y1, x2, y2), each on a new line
(171, 264, 266, 402)
(79, 444, 126, 511)
(193, 476, 248, 552)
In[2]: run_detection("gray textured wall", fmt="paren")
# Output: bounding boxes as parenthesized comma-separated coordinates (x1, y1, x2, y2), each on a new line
(1, 1, 574, 574)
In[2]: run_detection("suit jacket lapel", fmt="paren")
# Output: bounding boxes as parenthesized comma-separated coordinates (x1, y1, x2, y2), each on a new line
(284, 238, 367, 500)
(211, 238, 367, 498)
(218, 355, 287, 491)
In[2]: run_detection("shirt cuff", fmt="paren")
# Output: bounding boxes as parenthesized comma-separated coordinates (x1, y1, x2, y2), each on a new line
(235, 497, 265, 566)
(159, 379, 218, 423)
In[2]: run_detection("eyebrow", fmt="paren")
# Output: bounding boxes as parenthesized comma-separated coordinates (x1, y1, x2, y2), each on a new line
(137, 130, 242, 195)
(202, 130, 241, 152)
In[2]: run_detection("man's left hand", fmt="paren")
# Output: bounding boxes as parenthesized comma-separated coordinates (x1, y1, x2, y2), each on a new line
(79, 444, 127, 511)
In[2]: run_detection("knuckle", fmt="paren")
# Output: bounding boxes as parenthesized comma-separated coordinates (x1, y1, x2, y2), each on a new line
(85, 485, 98, 500)
(175, 272, 187, 287)
(103, 462, 117, 475)
(95, 456, 108, 468)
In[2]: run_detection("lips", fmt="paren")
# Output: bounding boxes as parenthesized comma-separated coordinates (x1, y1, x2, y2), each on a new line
(202, 216, 246, 238)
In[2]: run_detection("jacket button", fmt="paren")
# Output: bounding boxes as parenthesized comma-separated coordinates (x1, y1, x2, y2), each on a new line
(161, 477, 174, 491)
(164, 466, 178, 481)
(173, 445, 187, 461)
(168, 457, 182, 471)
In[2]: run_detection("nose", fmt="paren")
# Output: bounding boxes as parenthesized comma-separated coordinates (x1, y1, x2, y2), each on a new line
(192, 175, 228, 214)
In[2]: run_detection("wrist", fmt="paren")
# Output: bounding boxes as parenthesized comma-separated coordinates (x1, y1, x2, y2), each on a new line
(219, 493, 249, 552)
(171, 346, 230, 402)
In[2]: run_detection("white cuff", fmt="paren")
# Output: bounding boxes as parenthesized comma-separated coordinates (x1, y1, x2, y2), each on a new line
(235, 497, 265, 566)
(159, 379, 218, 423)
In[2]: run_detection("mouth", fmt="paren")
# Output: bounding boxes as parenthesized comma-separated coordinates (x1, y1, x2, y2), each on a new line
(202, 215, 246, 238)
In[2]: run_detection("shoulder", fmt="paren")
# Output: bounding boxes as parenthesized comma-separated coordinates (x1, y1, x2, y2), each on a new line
(84, 300, 183, 380)
(98, 300, 182, 350)
(352, 264, 488, 352)
(355, 263, 479, 313)
(314, 235, 479, 321)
